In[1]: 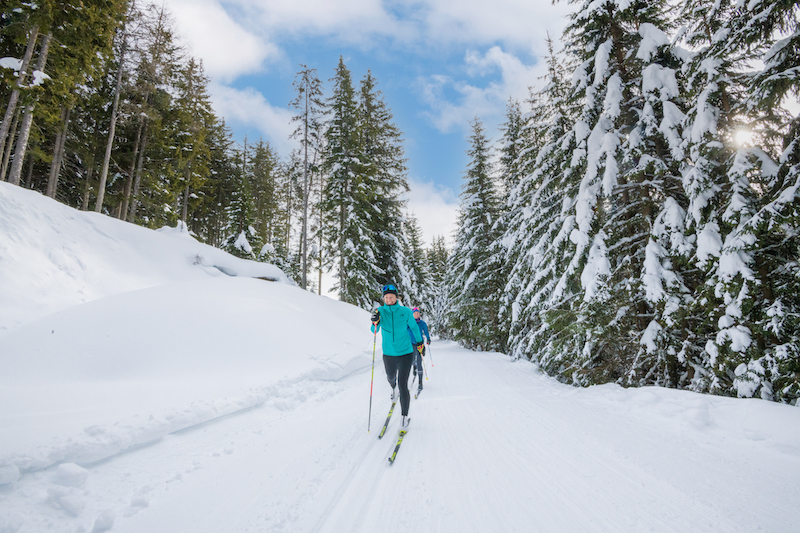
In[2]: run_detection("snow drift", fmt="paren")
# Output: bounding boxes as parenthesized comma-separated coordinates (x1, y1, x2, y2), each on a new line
(0, 182, 371, 482)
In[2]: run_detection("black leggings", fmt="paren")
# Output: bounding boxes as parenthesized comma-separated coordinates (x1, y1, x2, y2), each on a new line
(413, 344, 425, 379)
(383, 352, 413, 416)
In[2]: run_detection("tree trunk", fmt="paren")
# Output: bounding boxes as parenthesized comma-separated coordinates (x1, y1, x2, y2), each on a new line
(181, 161, 191, 222)
(82, 121, 101, 210)
(128, 120, 148, 222)
(318, 167, 324, 296)
(319, 227, 323, 296)
(120, 120, 143, 218)
(8, 32, 52, 186)
(96, 26, 128, 212)
(46, 105, 71, 198)
(301, 90, 310, 289)
(23, 154, 34, 188)
(339, 177, 348, 300)
(82, 165, 94, 210)
(0, 24, 38, 168)
(0, 105, 21, 181)
(46, 110, 64, 197)
(285, 163, 292, 253)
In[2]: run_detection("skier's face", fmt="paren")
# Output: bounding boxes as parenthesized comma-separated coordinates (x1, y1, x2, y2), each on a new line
(383, 293, 397, 305)
(413, 311, 420, 319)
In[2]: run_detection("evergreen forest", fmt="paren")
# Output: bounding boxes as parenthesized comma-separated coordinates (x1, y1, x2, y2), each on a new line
(2, 0, 798, 405)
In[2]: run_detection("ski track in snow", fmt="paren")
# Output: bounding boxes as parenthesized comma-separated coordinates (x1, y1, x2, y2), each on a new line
(3, 342, 794, 532)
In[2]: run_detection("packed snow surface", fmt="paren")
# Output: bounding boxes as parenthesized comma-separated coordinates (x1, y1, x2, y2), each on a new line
(1, 181, 799, 532)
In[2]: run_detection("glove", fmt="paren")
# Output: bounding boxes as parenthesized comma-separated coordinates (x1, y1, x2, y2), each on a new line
(417, 345, 424, 354)
(426, 340, 430, 345)
(371, 310, 380, 324)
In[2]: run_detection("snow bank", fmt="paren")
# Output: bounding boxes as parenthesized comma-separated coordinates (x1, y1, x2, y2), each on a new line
(0, 279, 371, 477)
(0, 182, 290, 334)
(0, 182, 371, 479)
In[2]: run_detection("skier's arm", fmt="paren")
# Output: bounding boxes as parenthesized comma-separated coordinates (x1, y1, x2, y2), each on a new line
(422, 321, 431, 343)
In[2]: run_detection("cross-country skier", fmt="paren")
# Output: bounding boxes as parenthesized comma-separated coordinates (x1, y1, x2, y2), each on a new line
(409, 307, 430, 394)
(371, 284, 422, 429)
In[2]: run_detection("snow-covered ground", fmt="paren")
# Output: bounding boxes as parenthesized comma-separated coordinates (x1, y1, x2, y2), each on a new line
(1, 181, 799, 532)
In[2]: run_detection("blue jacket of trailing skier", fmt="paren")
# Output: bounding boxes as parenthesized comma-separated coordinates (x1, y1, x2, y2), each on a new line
(371, 303, 422, 356)
(408, 318, 430, 345)
(416, 318, 431, 344)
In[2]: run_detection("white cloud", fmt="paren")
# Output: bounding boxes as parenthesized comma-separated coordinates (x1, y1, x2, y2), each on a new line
(418, 46, 547, 133)
(162, 0, 278, 82)
(208, 83, 295, 155)
(409, 0, 571, 49)
(161, 0, 571, 81)
(227, 0, 415, 46)
(223, 0, 569, 52)
(405, 178, 459, 246)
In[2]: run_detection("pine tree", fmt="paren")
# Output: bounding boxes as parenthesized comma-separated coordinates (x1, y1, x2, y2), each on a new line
(0, 4, 39, 181)
(320, 57, 378, 307)
(502, 39, 581, 363)
(124, 1, 184, 225)
(426, 235, 450, 338)
(358, 71, 411, 301)
(403, 213, 431, 309)
(696, 0, 800, 402)
(192, 118, 237, 246)
(266, 158, 297, 278)
(289, 65, 325, 289)
(675, 0, 749, 394)
(446, 119, 502, 350)
(531, 0, 691, 385)
(487, 99, 529, 352)
(174, 57, 214, 225)
(223, 143, 262, 260)
(280, 150, 305, 283)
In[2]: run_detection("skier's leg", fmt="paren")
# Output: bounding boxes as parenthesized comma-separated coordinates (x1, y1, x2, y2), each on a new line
(383, 354, 401, 402)
(382, 354, 398, 388)
(413, 348, 424, 386)
(397, 352, 413, 416)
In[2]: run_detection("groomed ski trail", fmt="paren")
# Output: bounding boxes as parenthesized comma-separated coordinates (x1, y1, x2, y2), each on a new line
(310, 341, 798, 533)
(5, 342, 797, 533)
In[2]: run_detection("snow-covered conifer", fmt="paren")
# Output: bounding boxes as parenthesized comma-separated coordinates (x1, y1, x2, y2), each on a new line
(694, 0, 800, 402)
(426, 235, 450, 338)
(501, 38, 581, 365)
(446, 119, 502, 350)
(320, 60, 393, 308)
(534, 0, 690, 385)
(402, 213, 431, 309)
(223, 146, 262, 260)
(358, 71, 412, 304)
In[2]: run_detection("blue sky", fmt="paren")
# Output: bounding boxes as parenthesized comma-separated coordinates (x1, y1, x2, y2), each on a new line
(161, 0, 571, 245)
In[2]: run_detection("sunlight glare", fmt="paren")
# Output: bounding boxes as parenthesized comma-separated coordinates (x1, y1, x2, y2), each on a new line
(735, 129, 754, 146)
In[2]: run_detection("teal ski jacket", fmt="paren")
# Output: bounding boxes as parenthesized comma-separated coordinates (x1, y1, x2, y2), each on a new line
(371, 303, 422, 356)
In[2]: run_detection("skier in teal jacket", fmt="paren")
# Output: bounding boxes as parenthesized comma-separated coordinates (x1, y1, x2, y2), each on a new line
(371, 284, 422, 429)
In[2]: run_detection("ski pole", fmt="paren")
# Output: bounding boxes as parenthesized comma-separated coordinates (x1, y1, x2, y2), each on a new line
(422, 350, 428, 380)
(368, 323, 377, 432)
(427, 343, 433, 367)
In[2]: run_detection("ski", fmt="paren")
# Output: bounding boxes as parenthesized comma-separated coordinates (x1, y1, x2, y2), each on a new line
(388, 428, 407, 464)
(414, 388, 423, 399)
(378, 402, 396, 439)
